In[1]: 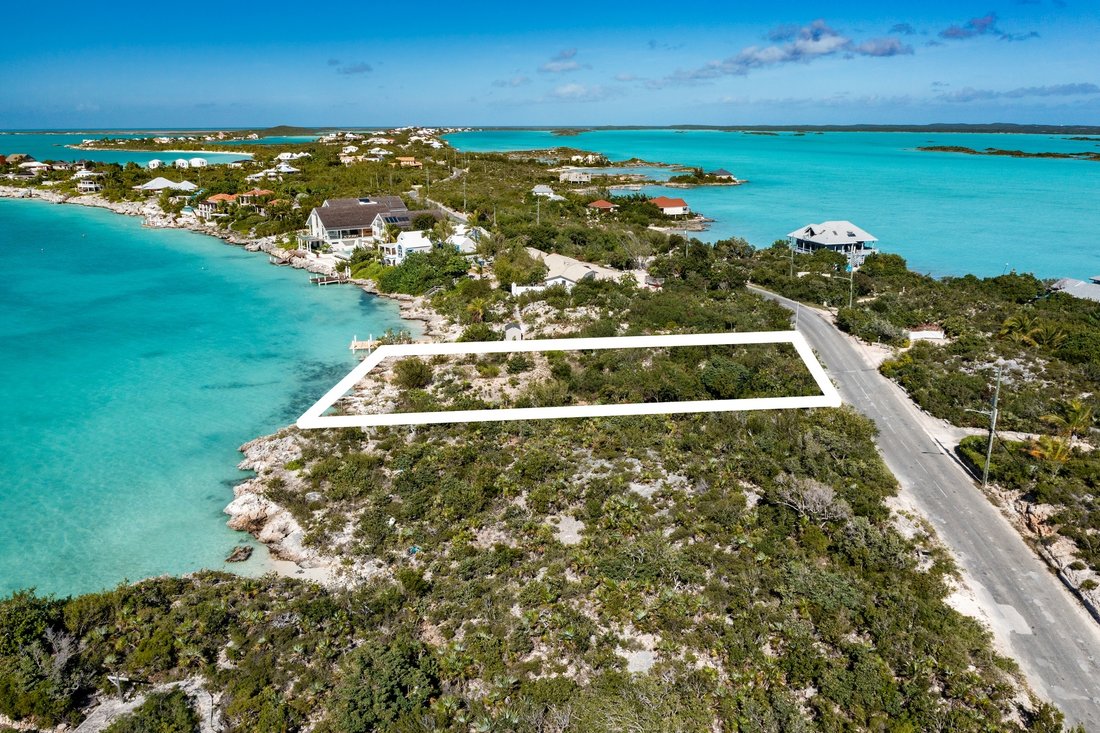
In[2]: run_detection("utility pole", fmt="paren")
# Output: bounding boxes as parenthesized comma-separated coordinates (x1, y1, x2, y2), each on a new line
(848, 249, 855, 309)
(536, 197, 540, 225)
(982, 367, 1003, 489)
(463, 175, 467, 213)
(966, 367, 1003, 489)
(789, 245, 794, 278)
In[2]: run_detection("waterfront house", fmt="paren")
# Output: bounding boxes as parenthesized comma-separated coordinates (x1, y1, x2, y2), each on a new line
(275, 152, 311, 161)
(710, 168, 736, 180)
(382, 230, 434, 266)
(303, 196, 409, 257)
(588, 199, 618, 213)
(198, 193, 238, 219)
(370, 209, 444, 240)
(559, 170, 592, 183)
(787, 221, 879, 267)
(649, 196, 689, 216)
(174, 159, 190, 169)
(237, 188, 274, 207)
(1050, 278, 1100, 304)
(19, 161, 51, 174)
(73, 170, 104, 193)
(188, 157, 208, 168)
(511, 248, 622, 295)
(147, 159, 163, 169)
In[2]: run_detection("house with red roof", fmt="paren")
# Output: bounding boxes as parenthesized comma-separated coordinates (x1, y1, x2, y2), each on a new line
(587, 199, 618, 213)
(238, 189, 274, 206)
(198, 193, 238, 219)
(649, 196, 689, 216)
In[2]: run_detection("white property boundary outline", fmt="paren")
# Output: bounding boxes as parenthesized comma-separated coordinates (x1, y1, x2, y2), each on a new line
(296, 331, 841, 428)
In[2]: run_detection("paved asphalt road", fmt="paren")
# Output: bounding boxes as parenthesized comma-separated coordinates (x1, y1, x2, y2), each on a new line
(751, 286, 1100, 729)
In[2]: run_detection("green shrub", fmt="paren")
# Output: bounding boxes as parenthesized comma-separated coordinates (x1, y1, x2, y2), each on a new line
(393, 358, 433, 390)
(104, 688, 199, 733)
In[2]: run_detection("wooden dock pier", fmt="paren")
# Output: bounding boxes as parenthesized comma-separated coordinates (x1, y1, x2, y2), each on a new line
(349, 335, 378, 353)
(310, 275, 349, 285)
(310, 266, 352, 286)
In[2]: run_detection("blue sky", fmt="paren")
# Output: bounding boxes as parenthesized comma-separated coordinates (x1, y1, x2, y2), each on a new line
(2, 0, 1097, 128)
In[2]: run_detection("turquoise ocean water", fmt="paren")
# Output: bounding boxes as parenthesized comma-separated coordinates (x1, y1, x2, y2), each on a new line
(445, 130, 1100, 279)
(0, 132, 250, 167)
(0, 199, 412, 597)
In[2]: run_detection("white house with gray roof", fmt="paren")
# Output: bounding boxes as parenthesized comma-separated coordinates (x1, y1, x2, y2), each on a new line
(511, 248, 623, 296)
(303, 196, 408, 257)
(787, 220, 878, 267)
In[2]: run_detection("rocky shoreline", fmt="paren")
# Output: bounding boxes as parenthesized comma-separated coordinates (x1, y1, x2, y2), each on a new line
(1, 183, 457, 587)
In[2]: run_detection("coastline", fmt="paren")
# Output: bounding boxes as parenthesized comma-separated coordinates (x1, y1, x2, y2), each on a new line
(0, 184, 451, 588)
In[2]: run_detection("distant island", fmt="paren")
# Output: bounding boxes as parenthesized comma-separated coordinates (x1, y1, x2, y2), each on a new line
(918, 145, 1100, 162)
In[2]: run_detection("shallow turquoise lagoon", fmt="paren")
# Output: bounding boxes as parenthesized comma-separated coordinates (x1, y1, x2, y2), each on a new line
(0, 199, 412, 596)
(445, 130, 1100, 279)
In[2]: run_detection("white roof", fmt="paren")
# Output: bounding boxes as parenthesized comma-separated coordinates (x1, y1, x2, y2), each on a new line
(396, 230, 433, 250)
(137, 177, 197, 191)
(788, 221, 877, 245)
(1051, 278, 1100, 303)
(447, 234, 478, 254)
(532, 184, 554, 195)
(526, 247, 620, 284)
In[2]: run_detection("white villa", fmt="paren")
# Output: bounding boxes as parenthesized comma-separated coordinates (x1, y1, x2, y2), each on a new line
(787, 221, 879, 267)
(559, 170, 592, 184)
(302, 196, 409, 258)
(275, 152, 311, 161)
(188, 157, 208, 168)
(511, 248, 622, 296)
(649, 196, 690, 216)
(532, 184, 565, 201)
(383, 230, 434, 266)
(147, 159, 163, 169)
(173, 159, 190, 169)
(137, 177, 198, 193)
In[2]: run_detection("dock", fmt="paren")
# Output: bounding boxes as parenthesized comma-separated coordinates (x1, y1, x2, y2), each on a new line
(310, 266, 353, 286)
(350, 335, 379, 353)
(310, 274, 349, 285)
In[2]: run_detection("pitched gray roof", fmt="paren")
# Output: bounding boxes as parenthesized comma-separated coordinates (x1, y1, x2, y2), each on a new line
(1051, 278, 1100, 303)
(313, 196, 407, 230)
(787, 221, 877, 246)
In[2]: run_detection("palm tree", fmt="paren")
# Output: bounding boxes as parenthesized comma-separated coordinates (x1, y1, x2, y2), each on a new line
(1041, 398, 1095, 442)
(383, 223, 401, 243)
(1027, 435, 1072, 477)
(998, 312, 1039, 346)
(1030, 322, 1067, 349)
(465, 298, 489, 324)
